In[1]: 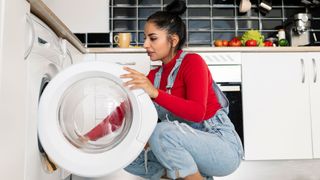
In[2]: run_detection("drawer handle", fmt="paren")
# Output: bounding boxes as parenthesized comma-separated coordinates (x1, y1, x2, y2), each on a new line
(301, 58, 305, 83)
(313, 58, 317, 83)
(115, 62, 136, 66)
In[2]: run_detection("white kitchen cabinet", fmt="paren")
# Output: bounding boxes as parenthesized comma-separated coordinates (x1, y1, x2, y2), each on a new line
(309, 53, 320, 159)
(43, 0, 109, 33)
(241, 52, 315, 160)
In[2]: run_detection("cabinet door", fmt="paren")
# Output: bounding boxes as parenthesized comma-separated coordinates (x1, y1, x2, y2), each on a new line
(43, 0, 109, 33)
(309, 53, 320, 158)
(242, 53, 313, 160)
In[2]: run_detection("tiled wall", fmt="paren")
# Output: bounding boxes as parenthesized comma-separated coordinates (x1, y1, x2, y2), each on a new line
(75, 0, 320, 47)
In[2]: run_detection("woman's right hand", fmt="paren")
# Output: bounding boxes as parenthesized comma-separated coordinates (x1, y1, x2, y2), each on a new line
(121, 67, 159, 99)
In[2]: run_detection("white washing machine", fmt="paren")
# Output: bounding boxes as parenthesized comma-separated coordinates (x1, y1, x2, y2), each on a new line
(24, 13, 73, 180)
(25, 14, 157, 180)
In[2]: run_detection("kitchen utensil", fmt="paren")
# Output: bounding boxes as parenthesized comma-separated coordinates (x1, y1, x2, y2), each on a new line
(239, 0, 252, 13)
(301, 0, 320, 7)
(259, 0, 272, 15)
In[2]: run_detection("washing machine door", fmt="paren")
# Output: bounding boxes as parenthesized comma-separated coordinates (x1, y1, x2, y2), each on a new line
(38, 61, 157, 177)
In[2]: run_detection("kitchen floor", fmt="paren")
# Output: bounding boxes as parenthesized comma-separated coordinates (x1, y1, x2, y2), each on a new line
(73, 159, 320, 180)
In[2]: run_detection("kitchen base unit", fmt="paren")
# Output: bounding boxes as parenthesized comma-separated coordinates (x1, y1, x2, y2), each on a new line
(241, 52, 320, 160)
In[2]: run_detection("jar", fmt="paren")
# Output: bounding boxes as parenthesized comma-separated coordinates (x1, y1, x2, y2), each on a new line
(277, 29, 286, 40)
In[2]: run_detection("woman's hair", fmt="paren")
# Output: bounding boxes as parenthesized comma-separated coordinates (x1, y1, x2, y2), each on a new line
(147, 0, 187, 50)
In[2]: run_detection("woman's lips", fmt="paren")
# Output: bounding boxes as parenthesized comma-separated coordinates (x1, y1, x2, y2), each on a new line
(147, 52, 154, 56)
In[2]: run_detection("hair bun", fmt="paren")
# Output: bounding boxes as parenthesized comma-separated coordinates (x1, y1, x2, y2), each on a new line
(165, 0, 186, 16)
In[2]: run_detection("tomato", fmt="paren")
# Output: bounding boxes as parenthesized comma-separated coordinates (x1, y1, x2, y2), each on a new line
(228, 38, 242, 47)
(231, 37, 240, 42)
(214, 40, 223, 47)
(245, 39, 257, 46)
(214, 39, 229, 47)
(222, 40, 229, 46)
(264, 41, 273, 47)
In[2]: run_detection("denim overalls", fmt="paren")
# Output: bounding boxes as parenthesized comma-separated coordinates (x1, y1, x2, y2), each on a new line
(125, 51, 243, 180)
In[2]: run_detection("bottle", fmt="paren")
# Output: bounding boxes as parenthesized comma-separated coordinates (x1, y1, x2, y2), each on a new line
(277, 29, 288, 46)
(277, 29, 286, 40)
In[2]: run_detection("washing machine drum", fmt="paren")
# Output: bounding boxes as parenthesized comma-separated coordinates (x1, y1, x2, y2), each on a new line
(38, 61, 157, 177)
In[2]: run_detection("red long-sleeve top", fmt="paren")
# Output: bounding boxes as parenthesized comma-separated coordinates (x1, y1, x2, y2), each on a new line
(148, 50, 221, 122)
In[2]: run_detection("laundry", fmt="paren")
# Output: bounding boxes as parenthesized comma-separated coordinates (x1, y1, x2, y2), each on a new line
(85, 100, 127, 141)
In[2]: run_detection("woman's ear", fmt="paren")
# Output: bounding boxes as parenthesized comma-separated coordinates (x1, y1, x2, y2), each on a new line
(170, 34, 179, 49)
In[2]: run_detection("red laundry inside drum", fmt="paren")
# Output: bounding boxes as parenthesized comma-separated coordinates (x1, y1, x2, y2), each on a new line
(85, 101, 127, 141)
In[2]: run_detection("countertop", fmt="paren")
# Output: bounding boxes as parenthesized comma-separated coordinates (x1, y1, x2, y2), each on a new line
(28, 0, 320, 54)
(89, 46, 320, 53)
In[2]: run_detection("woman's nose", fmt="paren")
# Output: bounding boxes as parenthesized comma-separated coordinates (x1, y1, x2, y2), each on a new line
(143, 40, 149, 49)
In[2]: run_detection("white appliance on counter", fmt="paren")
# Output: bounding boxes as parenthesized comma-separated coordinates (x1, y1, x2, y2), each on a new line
(24, 13, 157, 180)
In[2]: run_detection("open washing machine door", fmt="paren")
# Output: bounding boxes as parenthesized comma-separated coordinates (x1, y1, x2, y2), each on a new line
(38, 61, 157, 177)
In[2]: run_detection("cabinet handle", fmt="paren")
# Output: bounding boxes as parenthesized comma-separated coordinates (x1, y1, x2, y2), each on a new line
(312, 58, 317, 83)
(24, 13, 35, 60)
(301, 58, 306, 83)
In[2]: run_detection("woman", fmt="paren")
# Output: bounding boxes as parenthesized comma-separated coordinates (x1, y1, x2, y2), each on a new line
(121, 0, 243, 179)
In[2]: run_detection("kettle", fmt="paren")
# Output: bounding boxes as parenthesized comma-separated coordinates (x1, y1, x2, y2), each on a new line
(287, 13, 312, 46)
(293, 13, 311, 35)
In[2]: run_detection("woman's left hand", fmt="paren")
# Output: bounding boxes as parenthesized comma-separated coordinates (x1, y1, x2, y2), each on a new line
(120, 67, 159, 99)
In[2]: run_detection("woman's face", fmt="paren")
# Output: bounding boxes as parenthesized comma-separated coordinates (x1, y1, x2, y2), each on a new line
(143, 22, 175, 63)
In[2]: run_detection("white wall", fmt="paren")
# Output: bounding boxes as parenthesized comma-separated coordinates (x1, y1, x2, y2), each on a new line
(0, 0, 5, 87)
(0, 0, 29, 180)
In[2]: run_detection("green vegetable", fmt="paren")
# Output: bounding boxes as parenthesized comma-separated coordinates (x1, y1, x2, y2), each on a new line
(241, 30, 265, 46)
(278, 39, 289, 46)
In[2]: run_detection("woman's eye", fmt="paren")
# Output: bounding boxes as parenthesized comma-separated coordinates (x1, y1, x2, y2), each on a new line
(150, 38, 157, 41)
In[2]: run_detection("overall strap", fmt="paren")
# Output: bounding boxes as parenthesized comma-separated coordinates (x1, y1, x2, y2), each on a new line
(166, 51, 188, 91)
(154, 51, 188, 93)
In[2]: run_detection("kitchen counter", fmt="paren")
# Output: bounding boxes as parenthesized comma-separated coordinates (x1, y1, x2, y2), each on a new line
(28, 0, 320, 54)
(89, 46, 320, 53)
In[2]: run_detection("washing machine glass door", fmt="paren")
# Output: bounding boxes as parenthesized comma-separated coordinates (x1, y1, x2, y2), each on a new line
(38, 61, 157, 177)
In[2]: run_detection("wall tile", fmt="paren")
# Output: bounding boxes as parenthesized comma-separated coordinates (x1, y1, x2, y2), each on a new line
(80, 0, 319, 47)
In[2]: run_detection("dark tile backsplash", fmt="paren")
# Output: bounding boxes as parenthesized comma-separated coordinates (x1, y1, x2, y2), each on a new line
(76, 0, 320, 47)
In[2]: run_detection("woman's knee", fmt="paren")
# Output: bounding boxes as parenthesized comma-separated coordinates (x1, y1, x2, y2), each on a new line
(149, 122, 178, 148)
